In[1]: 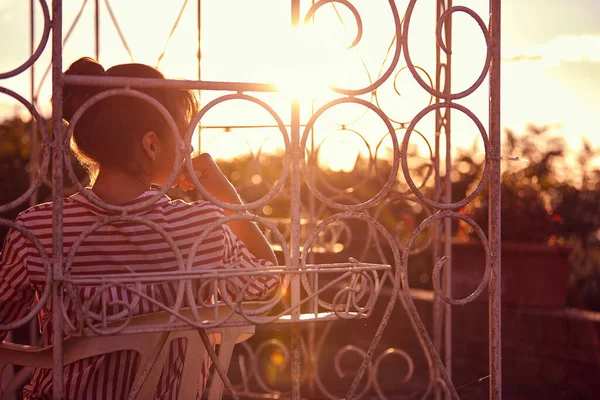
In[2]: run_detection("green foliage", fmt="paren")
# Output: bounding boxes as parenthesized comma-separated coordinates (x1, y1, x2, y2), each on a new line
(2, 117, 599, 309)
(0, 117, 39, 239)
(463, 174, 559, 243)
(458, 124, 600, 310)
(0, 116, 87, 240)
(459, 125, 600, 245)
(0, 117, 31, 159)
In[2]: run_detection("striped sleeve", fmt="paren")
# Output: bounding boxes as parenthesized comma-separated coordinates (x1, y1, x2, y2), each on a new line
(219, 224, 280, 301)
(0, 224, 35, 341)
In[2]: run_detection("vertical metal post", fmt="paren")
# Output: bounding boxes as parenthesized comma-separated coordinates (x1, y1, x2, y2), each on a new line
(488, 0, 502, 399)
(441, 3, 453, 397)
(290, 99, 302, 400)
(197, 0, 202, 81)
(432, 45, 443, 397)
(434, 1, 452, 398)
(307, 2, 317, 395)
(306, 129, 316, 397)
(290, 4, 302, 400)
(29, 0, 39, 347)
(197, 0, 202, 151)
(94, 0, 100, 61)
(432, 142, 443, 400)
(51, 0, 65, 398)
(442, 119, 453, 400)
(29, 0, 38, 207)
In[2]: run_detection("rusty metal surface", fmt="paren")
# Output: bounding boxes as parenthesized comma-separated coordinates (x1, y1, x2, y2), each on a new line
(488, 0, 503, 398)
(0, 1, 503, 399)
(50, 1, 65, 397)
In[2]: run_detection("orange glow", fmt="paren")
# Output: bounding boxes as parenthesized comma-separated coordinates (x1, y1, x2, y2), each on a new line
(270, 26, 342, 99)
(1, 1, 598, 168)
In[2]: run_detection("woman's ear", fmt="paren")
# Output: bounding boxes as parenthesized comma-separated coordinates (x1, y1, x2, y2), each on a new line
(141, 131, 161, 162)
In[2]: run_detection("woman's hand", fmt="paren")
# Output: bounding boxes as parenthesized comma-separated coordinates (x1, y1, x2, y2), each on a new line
(178, 153, 277, 265)
(178, 153, 241, 204)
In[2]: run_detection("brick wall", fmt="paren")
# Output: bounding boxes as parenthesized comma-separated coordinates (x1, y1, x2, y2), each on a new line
(451, 301, 600, 399)
(248, 290, 600, 399)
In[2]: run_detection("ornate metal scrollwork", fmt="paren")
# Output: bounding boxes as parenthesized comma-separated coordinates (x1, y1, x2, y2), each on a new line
(1, 1, 501, 399)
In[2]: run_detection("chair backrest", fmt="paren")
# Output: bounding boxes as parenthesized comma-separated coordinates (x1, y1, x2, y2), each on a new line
(0, 306, 254, 400)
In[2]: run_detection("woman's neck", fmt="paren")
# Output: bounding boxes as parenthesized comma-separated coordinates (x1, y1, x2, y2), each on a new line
(91, 167, 152, 204)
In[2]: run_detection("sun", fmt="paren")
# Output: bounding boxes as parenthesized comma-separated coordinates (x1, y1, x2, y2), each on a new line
(268, 25, 350, 100)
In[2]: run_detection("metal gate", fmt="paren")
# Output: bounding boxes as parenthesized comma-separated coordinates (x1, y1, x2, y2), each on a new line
(0, 0, 501, 398)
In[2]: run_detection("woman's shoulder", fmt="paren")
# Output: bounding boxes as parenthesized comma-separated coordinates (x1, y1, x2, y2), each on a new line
(163, 197, 225, 218)
(15, 201, 53, 224)
(15, 195, 89, 225)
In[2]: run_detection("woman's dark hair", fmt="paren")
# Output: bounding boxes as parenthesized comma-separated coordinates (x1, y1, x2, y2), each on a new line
(63, 57, 199, 182)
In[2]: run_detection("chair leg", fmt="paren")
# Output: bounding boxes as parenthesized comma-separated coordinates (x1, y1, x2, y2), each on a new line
(176, 331, 205, 400)
(127, 332, 170, 400)
(207, 328, 244, 400)
(1, 366, 33, 400)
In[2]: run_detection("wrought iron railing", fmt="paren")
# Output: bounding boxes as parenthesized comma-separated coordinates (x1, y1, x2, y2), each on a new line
(0, 1, 502, 399)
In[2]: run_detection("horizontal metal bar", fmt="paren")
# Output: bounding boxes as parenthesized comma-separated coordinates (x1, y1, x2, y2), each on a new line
(57, 263, 392, 284)
(62, 74, 279, 92)
(201, 124, 308, 129)
(81, 312, 367, 337)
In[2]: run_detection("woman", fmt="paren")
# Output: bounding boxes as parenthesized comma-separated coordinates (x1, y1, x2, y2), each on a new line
(0, 57, 279, 399)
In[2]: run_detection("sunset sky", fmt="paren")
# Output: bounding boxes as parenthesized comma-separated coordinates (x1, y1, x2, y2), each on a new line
(0, 0, 599, 169)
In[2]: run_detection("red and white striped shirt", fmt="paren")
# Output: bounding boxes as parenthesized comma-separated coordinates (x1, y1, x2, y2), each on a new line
(0, 189, 279, 399)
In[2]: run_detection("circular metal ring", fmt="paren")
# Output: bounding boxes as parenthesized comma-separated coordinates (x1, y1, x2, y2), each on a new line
(0, 218, 52, 331)
(61, 214, 187, 333)
(0, 0, 51, 79)
(301, 97, 399, 211)
(374, 127, 434, 192)
(0, 88, 50, 213)
(372, 348, 415, 398)
(300, 212, 396, 312)
(64, 88, 183, 213)
(184, 94, 291, 211)
(186, 212, 290, 322)
(402, 211, 491, 305)
(309, 127, 374, 195)
(325, 0, 403, 96)
(401, 102, 489, 210)
(374, 65, 435, 126)
(304, 0, 363, 49)
(373, 194, 435, 257)
(402, 2, 491, 100)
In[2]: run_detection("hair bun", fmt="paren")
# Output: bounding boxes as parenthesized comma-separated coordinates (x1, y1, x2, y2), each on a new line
(63, 57, 105, 122)
(65, 57, 105, 76)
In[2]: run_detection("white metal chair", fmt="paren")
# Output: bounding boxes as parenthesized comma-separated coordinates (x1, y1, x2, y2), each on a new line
(0, 305, 254, 400)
